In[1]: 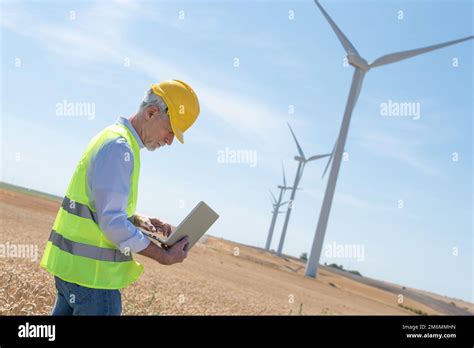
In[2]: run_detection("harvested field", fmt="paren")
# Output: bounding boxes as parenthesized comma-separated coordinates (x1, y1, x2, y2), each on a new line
(0, 186, 471, 315)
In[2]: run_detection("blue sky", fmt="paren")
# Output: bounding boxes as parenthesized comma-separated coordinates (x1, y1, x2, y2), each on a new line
(1, 0, 472, 302)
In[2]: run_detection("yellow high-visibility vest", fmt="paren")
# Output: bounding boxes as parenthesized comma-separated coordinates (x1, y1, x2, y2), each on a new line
(40, 123, 143, 289)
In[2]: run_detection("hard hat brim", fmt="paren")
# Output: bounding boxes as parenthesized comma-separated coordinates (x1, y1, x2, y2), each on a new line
(170, 119, 184, 144)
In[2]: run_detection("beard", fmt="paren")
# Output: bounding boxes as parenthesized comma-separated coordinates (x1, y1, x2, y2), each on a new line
(145, 141, 165, 151)
(146, 144, 158, 151)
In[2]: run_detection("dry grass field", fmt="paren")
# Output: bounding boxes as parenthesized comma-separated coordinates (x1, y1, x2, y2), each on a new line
(1, 186, 472, 315)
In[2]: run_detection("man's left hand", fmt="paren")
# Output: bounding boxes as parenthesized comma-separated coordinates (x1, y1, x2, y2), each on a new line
(149, 217, 173, 237)
(133, 214, 172, 237)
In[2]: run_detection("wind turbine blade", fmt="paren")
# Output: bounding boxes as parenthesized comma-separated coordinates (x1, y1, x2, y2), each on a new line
(269, 190, 277, 205)
(322, 141, 336, 178)
(307, 153, 331, 162)
(296, 162, 306, 187)
(281, 161, 287, 187)
(370, 35, 474, 68)
(313, 0, 359, 56)
(287, 123, 305, 158)
(322, 154, 332, 179)
(346, 69, 365, 116)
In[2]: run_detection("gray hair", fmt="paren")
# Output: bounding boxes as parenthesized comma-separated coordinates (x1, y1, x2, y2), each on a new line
(139, 89, 169, 119)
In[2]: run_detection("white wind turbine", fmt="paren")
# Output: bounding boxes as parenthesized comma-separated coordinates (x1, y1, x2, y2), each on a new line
(305, 0, 474, 277)
(277, 123, 330, 257)
(265, 162, 292, 251)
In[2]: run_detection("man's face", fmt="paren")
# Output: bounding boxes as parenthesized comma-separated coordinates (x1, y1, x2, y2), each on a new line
(143, 106, 175, 151)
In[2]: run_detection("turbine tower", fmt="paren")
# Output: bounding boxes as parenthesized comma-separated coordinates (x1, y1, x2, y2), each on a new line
(305, 0, 473, 277)
(276, 122, 330, 257)
(265, 162, 292, 251)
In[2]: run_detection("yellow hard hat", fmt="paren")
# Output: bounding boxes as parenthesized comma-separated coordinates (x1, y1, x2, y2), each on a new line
(151, 80, 200, 144)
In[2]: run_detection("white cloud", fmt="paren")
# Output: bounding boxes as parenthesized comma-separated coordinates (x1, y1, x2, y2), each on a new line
(355, 131, 442, 177)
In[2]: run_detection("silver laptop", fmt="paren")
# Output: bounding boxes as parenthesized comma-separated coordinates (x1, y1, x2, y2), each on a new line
(142, 201, 219, 250)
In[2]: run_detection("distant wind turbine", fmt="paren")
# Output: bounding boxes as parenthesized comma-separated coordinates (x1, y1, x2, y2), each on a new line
(305, 0, 473, 278)
(265, 162, 292, 251)
(276, 123, 330, 257)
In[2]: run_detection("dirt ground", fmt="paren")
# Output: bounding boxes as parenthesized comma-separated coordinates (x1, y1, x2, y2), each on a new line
(0, 187, 471, 315)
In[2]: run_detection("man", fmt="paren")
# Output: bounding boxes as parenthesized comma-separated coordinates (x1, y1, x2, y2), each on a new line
(40, 80, 200, 315)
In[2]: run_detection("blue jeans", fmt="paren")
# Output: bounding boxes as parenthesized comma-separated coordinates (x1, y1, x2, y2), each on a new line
(51, 276, 122, 316)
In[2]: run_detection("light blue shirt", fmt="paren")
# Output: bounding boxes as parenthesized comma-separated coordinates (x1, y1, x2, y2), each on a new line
(86, 117, 151, 253)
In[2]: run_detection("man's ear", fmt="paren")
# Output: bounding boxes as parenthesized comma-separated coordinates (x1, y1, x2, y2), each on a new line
(145, 106, 159, 120)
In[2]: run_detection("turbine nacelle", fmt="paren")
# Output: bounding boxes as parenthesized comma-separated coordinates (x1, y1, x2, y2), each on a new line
(347, 54, 370, 72)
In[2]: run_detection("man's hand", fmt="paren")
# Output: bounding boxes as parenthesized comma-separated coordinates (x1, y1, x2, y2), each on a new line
(133, 214, 173, 237)
(132, 213, 156, 232)
(162, 236, 189, 265)
(138, 236, 189, 266)
(149, 217, 173, 237)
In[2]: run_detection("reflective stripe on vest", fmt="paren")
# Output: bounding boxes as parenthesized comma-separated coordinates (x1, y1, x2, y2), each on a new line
(49, 230, 132, 262)
(62, 196, 98, 223)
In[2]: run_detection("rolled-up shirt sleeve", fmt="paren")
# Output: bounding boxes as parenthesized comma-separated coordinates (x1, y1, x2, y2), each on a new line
(87, 138, 150, 254)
